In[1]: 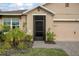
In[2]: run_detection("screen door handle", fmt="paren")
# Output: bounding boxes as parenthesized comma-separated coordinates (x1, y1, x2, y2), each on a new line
(74, 31, 76, 34)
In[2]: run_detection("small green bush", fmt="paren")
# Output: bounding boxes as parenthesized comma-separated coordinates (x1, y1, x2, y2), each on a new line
(0, 31, 4, 42)
(3, 25, 10, 32)
(47, 28, 56, 41)
(47, 32, 55, 41)
(0, 48, 5, 55)
(0, 24, 11, 42)
(4, 28, 26, 47)
(2, 42, 11, 49)
(0, 24, 4, 31)
(0, 42, 11, 55)
(26, 34, 33, 42)
(17, 42, 27, 49)
(0, 24, 5, 42)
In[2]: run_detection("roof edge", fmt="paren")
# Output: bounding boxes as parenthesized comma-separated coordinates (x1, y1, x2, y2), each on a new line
(22, 3, 46, 14)
(40, 6, 55, 15)
(0, 13, 22, 15)
(22, 3, 55, 15)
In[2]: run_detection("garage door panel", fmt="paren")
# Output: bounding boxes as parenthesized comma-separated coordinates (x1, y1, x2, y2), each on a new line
(54, 22, 79, 41)
(74, 23, 79, 41)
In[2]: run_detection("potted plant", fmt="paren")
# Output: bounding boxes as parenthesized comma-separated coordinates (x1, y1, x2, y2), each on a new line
(46, 28, 56, 44)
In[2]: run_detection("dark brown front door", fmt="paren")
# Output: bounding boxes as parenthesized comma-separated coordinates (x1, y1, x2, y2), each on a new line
(33, 15, 46, 41)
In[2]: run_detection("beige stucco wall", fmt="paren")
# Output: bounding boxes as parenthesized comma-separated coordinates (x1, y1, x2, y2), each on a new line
(43, 3, 79, 19)
(43, 3, 79, 41)
(25, 7, 54, 41)
(43, 3, 79, 14)
(20, 15, 27, 31)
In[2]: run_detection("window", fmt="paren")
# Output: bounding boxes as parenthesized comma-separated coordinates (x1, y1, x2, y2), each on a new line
(65, 3, 69, 7)
(3, 18, 11, 32)
(12, 18, 19, 29)
(3, 18, 11, 26)
(3, 17, 19, 31)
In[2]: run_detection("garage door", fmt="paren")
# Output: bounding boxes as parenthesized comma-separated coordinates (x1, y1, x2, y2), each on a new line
(54, 21, 79, 41)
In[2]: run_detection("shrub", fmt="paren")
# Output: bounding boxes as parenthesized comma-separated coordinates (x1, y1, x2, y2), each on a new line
(47, 28, 55, 41)
(17, 42, 27, 49)
(0, 31, 4, 42)
(4, 28, 26, 48)
(0, 24, 10, 42)
(26, 34, 33, 42)
(3, 25, 10, 32)
(47, 32, 55, 41)
(2, 42, 11, 49)
(0, 42, 11, 55)
(0, 48, 5, 55)
(0, 24, 3, 31)
(0, 24, 4, 42)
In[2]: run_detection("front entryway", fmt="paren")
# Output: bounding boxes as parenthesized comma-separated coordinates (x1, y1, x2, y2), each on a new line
(33, 15, 46, 41)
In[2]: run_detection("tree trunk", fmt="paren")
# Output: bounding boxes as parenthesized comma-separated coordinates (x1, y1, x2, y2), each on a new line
(13, 38, 19, 48)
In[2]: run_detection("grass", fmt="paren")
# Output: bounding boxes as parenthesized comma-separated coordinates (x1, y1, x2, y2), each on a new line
(15, 48, 68, 56)
(0, 42, 68, 56)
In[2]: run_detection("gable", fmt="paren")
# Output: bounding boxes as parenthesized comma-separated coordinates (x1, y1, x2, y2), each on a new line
(23, 5, 55, 15)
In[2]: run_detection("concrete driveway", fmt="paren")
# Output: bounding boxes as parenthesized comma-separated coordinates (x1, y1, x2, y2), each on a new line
(33, 41, 79, 56)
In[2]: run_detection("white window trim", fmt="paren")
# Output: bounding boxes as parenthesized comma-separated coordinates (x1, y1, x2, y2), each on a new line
(32, 14, 47, 15)
(11, 18, 20, 29)
(2, 17, 20, 29)
(11, 18, 12, 29)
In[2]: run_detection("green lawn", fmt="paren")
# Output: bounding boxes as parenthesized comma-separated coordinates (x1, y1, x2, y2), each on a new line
(15, 48, 68, 56)
(0, 42, 68, 56)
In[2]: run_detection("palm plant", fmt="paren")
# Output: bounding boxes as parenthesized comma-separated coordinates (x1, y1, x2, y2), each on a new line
(0, 24, 4, 42)
(0, 24, 3, 31)
(0, 24, 10, 42)
(4, 28, 26, 47)
(3, 25, 10, 32)
(26, 34, 33, 42)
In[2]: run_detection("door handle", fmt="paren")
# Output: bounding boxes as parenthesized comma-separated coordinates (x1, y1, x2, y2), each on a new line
(74, 31, 76, 34)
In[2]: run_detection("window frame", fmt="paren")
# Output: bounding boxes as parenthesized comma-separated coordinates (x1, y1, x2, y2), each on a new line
(2, 17, 20, 29)
(11, 18, 20, 29)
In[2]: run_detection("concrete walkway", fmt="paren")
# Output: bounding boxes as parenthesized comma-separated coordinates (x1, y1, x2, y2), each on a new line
(33, 41, 79, 56)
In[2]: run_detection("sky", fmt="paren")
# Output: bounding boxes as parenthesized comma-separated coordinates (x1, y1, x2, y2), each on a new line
(0, 0, 78, 11)
(0, 3, 41, 11)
